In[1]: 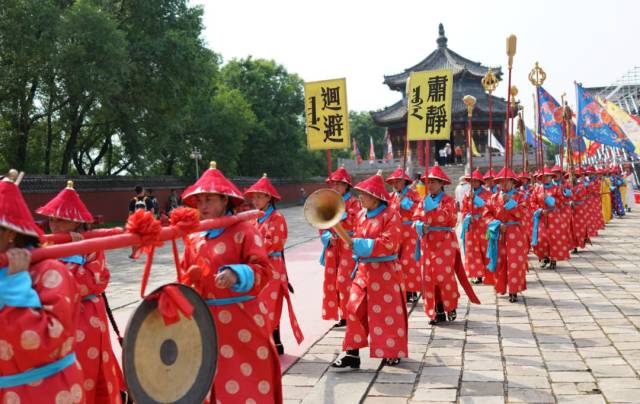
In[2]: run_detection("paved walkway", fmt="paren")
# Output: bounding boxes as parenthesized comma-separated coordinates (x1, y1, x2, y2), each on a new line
(103, 206, 640, 403)
(282, 211, 640, 404)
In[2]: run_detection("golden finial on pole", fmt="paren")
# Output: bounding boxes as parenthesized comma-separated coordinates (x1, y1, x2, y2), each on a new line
(481, 69, 499, 94)
(66, 180, 74, 189)
(506, 35, 517, 69)
(528, 62, 546, 88)
(262, 173, 267, 178)
(463, 95, 476, 118)
(209, 161, 217, 169)
(482, 69, 499, 173)
(529, 62, 547, 171)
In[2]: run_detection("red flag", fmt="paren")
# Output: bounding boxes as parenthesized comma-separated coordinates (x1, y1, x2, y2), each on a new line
(369, 136, 376, 163)
(384, 130, 393, 161)
(352, 138, 363, 164)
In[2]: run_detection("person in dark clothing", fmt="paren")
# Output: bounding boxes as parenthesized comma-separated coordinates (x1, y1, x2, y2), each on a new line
(128, 185, 154, 216)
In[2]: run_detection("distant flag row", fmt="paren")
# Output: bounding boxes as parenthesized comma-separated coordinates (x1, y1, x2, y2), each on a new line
(351, 133, 394, 165)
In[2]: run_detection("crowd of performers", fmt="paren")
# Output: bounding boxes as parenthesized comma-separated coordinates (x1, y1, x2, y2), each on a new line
(0, 159, 636, 403)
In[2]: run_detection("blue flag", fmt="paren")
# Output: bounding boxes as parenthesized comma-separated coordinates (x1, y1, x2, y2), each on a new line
(537, 86, 564, 145)
(576, 83, 635, 152)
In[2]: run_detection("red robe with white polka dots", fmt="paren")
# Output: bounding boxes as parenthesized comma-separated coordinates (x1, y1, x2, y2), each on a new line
(530, 183, 571, 262)
(460, 187, 490, 279)
(342, 206, 408, 358)
(254, 209, 303, 344)
(483, 191, 528, 295)
(570, 182, 589, 249)
(182, 221, 281, 404)
(518, 185, 533, 249)
(586, 178, 603, 237)
(413, 194, 480, 320)
(321, 195, 361, 321)
(62, 252, 123, 404)
(388, 187, 422, 293)
(0, 259, 86, 404)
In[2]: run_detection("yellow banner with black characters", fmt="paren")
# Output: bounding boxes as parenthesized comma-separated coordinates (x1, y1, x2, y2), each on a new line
(407, 69, 453, 141)
(304, 78, 350, 150)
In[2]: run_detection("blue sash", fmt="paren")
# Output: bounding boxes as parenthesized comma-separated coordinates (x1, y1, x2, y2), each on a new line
(82, 294, 97, 302)
(402, 220, 413, 226)
(486, 221, 520, 272)
(460, 214, 481, 255)
(0, 353, 76, 388)
(58, 255, 86, 265)
(414, 226, 453, 261)
(531, 208, 543, 247)
(319, 231, 354, 266)
(351, 254, 398, 279)
(268, 251, 283, 257)
(206, 295, 255, 306)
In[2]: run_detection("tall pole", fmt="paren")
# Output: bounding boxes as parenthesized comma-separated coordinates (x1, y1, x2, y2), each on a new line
(510, 85, 519, 169)
(464, 95, 477, 216)
(518, 107, 528, 172)
(482, 69, 499, 173)
(560, 93, 567, 173)
(529, 62, 547, 171)
(505, 35, 517, 170)
(564, 102, 575, 185)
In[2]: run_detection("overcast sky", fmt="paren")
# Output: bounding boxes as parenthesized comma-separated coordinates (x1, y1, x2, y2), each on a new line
(192, 0, 638, 123)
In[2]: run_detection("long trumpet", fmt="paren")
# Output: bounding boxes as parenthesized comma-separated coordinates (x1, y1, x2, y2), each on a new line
(303, 188, 353, 246)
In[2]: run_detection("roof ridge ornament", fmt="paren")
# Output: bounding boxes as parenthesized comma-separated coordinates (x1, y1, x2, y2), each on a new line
(437, 23, 447, 49)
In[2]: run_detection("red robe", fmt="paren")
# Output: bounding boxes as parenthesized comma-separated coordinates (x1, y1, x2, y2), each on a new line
(413, 193, 479, 320)
(388, 187, 421, 292)
(254, 208, 303, 344)
(586, 177, 604, 236)
(570, 182, 589, 249)
(460, 187, 490, 279)
(483, 191, 528, 295)
(0, 260, 85, 403)
(61, 251, 123, 404)
(530, 183, 571, 261)
(518, 184, 533, 249)
(321, 194, 361, 321)
(182, 221, 281, 404)
(342, 205, 408, 358)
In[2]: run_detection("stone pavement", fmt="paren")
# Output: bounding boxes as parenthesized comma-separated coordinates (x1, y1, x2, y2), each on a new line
(282, 211, 640, 404)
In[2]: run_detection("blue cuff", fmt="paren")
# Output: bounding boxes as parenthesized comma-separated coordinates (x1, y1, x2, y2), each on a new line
(473, 195, 485, 208)
(610, 186, 616, 192)
(219, 264, 254, 293)
(544, 195, 556, 207)
(320, 230, 333, 247)
(415, 220, 425, 237)
(563, 189, 572, 197)
(352, 238, 374, 258)
(424, 197, 438, 212)
(0, 268, 42, 310)
(504, 199, 517, 210)
(400, 197, 414, 210)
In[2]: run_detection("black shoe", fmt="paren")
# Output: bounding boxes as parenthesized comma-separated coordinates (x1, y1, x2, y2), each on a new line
(429, 318, 439, 325)
(540, 258, 550, 268)
(384, 357, 401, 366)
(331, 354, 360, 369)
(334, 319, 347, 328)
(509, 293, 518, 303)
(549, 261, 557, 270)
(447, 310, 457, 322)
(275, 343, 284, 355)
(435, 302, 447, 323)
(573, 248, 578, 254)
(471, 277, 483, 285)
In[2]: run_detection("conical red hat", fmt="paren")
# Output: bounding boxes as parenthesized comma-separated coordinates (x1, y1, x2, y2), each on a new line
(586, 165, 596, 174)
(421, 164, 451, 185)
(495, 167, 519, 181)
(551, 164, 563, 172)
(483, 169, 497, 180)
(574, 167, 585, 176)
(244, 174, 281, 201)
(326, 165, 352, 186)
(385, 167, 411, 183)
(36, 181, 94, 223)
(465, 169, 484, 183)
(182, 162, 244, 207)
(354, 171, 390, 203)
(0, 173, 43, 239)
(541, 166, 555, 176)
(518, 171, 531, 179)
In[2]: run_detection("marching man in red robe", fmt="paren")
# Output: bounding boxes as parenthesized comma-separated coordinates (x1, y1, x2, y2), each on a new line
(460, 169, 491, 285)
(412, 165, 480, 325)
(568, 168, 589, 252)
(530, 167, 571, 269)
(245, 174, 303, 355)
(483, 168, 529, 302)
(386, 167, 421, 302)
(36, 181, 124, 403)
(0, 171, 85, 403)
(180, 162, 281, 404)
(332, 171, 407, 369)
(320, 166, 361, 327)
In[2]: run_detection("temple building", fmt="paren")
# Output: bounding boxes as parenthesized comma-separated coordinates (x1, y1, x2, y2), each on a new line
(371, 24, 510, 166)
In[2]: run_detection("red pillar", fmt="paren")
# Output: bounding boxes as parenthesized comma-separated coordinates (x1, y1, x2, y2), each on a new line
(418, 140, 425, 167)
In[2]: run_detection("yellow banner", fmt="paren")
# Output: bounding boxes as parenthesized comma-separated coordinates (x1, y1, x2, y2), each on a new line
(597, 96, 640, 152)
(407, 69, 453, 141)
(304, 78, 350, 150)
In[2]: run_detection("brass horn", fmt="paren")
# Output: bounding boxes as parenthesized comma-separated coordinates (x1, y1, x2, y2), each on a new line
(303, 188, 352, 245)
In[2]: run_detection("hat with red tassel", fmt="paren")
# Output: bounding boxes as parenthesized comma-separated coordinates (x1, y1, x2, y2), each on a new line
(421, 163, 451, 185)
(385, 166, 411, 184)
(483, 168, 497, 180)
(326, 165, 353, 186)
(465, 168, 485, 183)
(244, 173, 282, 201)
(541, 166, 556, 177)
(495, 167, 520, 182)
(354, 170, 390, 202)
(518, 171, 531, 180)
(0, 170, 43, 238)
(551, 164, 563, 173)
(36, 181, 94, 223)
(182, 161, 245, 207)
